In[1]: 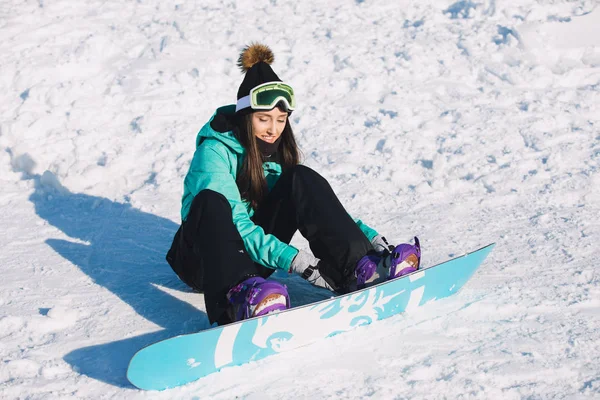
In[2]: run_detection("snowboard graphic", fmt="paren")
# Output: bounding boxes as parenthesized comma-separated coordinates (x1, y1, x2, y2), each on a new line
(128, 243, 495, 390)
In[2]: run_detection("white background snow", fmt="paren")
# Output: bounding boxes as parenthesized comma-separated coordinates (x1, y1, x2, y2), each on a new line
(1, 0, 599, 398)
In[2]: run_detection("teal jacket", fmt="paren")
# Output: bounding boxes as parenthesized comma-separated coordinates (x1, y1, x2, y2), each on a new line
(181, 105, 378, 272)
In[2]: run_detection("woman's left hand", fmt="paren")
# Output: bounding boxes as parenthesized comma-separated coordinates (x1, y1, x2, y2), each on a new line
(371, 234, 395, 254)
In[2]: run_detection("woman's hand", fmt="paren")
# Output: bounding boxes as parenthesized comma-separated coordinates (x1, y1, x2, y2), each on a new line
(371, 234, 395, 255)
(289, 250, 333, 291)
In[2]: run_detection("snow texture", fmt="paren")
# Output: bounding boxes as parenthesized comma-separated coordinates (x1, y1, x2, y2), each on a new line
(0, 0, 599, 398)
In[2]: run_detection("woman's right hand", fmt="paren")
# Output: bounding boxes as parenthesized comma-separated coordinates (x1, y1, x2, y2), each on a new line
(289, 250, 333, 291)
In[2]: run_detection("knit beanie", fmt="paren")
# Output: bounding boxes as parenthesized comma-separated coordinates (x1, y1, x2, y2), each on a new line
(236, 43, 282, 114)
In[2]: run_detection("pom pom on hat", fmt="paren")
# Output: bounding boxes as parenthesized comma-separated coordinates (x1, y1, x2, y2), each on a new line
(237, 43, 274, 73)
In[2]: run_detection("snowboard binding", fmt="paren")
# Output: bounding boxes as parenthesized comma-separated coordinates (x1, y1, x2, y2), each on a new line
(355, 237, 421, 289)
(226, 276, 290, 321)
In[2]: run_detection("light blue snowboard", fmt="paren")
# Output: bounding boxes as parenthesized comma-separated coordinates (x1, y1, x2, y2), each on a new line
(128, 243, 495, 390)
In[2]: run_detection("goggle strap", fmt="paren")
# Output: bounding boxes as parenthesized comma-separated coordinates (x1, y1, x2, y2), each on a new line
(236, 95, 252, 112)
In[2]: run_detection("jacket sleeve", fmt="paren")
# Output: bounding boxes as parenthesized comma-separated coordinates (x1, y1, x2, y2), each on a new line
(184, 142, 298, 271)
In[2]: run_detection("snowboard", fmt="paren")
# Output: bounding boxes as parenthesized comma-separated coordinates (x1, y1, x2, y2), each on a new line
(127, 243, 495, 390)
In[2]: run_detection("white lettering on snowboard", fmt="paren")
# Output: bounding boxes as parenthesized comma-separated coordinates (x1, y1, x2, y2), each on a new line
(409, 271, 425, 282)
(215, 323, 242, 368)
(249, 287, 408, 353)
(405, 285, 425, 312)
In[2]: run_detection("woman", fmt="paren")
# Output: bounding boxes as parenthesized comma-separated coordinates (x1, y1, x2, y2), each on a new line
(167, 43, 421, 326)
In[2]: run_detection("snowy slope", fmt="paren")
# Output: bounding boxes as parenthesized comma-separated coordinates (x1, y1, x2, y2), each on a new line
(1, 0, 599, 398)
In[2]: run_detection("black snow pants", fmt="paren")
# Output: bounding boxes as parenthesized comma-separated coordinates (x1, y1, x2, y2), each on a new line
(166, 165, 373, 325)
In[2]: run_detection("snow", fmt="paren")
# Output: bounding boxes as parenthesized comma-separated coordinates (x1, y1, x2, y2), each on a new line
(1, 0, 599, 397)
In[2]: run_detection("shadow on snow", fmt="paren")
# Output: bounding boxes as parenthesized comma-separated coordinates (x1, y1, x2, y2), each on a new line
(27, 173, 209, 388)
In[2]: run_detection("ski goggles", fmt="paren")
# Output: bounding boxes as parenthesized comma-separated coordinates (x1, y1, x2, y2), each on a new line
(236, 82, 296, 112)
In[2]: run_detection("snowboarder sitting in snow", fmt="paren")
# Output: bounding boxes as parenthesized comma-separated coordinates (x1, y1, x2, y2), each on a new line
(166, 43, 421, 326)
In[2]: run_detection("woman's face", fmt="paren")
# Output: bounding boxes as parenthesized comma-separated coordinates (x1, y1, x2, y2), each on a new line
(251, 108, 288, 144)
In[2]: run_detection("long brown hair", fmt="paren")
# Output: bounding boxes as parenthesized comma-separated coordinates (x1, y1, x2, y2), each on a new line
(235, 108, 300, 210)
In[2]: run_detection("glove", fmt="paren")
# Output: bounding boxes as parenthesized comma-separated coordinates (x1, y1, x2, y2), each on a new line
(371, 234, 395, 254)
(289, 250, 333, 291)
